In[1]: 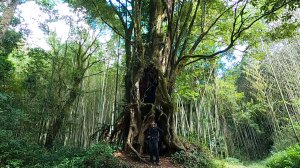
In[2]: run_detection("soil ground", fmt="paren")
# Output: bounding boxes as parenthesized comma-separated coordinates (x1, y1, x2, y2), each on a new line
(114, 151, 183, 168)
(114, 151, 266, 168)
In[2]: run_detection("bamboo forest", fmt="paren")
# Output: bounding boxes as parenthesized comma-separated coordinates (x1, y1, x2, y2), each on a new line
(1, 0, 300, 167)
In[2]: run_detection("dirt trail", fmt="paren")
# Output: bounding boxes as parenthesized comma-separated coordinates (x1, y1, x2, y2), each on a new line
(114, 151, 183, 168)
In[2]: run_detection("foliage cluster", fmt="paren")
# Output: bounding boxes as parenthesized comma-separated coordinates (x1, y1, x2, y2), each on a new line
(0, 92, 125, 167)
(171, 151, 213, 168)
(0, 133, 127, 168)
(171, 144, 225, 168)
(266, 144, 300, 168)
(271, 125, 300, 152)
(0, 141, 85, 167)
(175, 41, 300, 160)
(56, 143, 128, 168)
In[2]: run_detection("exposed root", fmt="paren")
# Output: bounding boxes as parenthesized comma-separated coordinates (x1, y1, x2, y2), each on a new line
(90, 123, 110, 142)
(171, 139, 186, 151)
(109, 115, 127, 143)
(127, 142, 149, 163)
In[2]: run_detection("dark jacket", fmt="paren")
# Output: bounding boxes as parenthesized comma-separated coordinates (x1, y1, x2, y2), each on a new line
(146, 126, 163, 141)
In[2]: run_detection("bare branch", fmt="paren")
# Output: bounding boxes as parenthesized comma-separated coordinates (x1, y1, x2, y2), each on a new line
(233, 45, 250, 53)
(83, 71, 104, 78)
(83, 44, 101, 63)
(109, 0, 127, 29)
(82, 33, 100, 62)
(115, 0, 133, 20)
(84, 58, 105, 72)
(91, 0, 133, 43)
(84, 89, 102, 94)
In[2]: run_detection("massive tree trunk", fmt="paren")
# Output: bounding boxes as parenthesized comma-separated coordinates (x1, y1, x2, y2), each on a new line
(112, 0, 185, 156)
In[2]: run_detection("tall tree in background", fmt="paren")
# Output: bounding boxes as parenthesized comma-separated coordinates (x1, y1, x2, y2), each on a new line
(0, 0, 22, 90)
(43, 29, 104, 149)
(68, 0, 299, 156)
(0, 0, 18, 42)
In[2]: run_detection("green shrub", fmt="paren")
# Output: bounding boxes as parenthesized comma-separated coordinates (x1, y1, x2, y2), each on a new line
(272, 125, 300, 152)
(0, 132, 85, 167)
(82, 143, 125, 168)
(0, 130, 44, 167)
(171, 150, 217, 168)
(212, 159, 226, 168)
(225, 157, 241, 164)
(0, 130, 126, 168)
(266, 144, 300, 168)
(173, 134, 222, 168)
(55, 157, 85, 168)
(55, 143, 128, 168)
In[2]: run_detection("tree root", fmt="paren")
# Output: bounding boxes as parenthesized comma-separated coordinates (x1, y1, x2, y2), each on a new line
(127, 142, 149, 163)
(171, 139, 186, 151)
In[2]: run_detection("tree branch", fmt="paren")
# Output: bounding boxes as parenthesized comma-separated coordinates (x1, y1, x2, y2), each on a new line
(84, 58, 105, 72)
(172, 0, 186, 45)
(82, 33, 100, 62)
(109, 0, 127, 29)
(91, 0, 133, 43)
(83, 71, 104, 79)
(188, 1, 240, 55)
(115, 0, 133, 20)
(178, 0, 292, 68)
(178, 0, 201, 58)
(173, 1, 193, 57)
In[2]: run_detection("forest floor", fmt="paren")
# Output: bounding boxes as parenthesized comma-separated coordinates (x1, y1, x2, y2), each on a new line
(114, 151, 265, 168)
(114, 151, 183, 168)
(226, 161, 266, 168)
(224, 162, 265, 168)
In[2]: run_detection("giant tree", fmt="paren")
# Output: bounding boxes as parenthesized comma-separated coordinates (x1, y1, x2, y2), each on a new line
(68, 0, 299, 156)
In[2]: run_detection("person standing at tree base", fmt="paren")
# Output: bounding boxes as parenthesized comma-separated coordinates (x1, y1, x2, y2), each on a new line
(146, 121, 163, 165)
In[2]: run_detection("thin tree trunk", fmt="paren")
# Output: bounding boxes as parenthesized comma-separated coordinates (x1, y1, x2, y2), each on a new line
(45, 82, 81, 149)
(264, 42, 300, 143)
(0, 0, 17, 41)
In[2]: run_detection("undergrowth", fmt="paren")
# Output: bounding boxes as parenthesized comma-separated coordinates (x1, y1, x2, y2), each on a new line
(0, 133, 128, 168)
(171, 136, 225, 168)
(266, 144, 300, 168)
